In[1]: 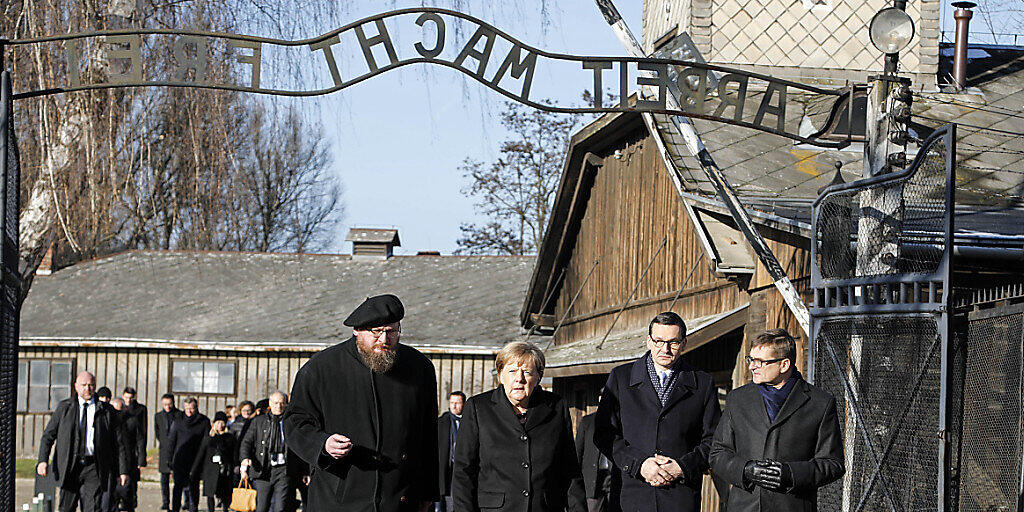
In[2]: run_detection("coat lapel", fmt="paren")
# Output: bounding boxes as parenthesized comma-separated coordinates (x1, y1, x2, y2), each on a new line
(660, 365, 697, 414)
(627, 353, 663, 409)
(490, 387, 527, 434)
(769, 379, 811, 430)
(523, 392, 554, 432)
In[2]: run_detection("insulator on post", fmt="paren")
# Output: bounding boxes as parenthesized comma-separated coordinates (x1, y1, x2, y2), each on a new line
(889, 130, 909, 145)
(889, 104, 912, 123)
(887, 152, 908, 168)
(891, 84, 913, 104)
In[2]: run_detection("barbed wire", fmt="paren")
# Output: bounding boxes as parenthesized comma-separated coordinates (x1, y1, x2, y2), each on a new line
(914, 93, 1024, 122)
(916, 114, 1024, 137)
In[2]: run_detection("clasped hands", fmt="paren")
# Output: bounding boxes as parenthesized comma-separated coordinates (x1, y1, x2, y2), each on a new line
(639, 455, 684, 487)
(743, 459, 793, 492)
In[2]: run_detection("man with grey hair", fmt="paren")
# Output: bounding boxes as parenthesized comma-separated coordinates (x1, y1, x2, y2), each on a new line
(242, 391, 298, 512)
(37, 371, 129, 512)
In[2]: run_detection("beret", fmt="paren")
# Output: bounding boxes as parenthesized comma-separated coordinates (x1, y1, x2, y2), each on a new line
(344, 294, 405, 328)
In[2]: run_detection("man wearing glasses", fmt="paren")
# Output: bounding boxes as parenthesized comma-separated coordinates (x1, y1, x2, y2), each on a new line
(285, 294, 438, 512)
(595, 312, 721, 512)
(710, 328, 844, 512)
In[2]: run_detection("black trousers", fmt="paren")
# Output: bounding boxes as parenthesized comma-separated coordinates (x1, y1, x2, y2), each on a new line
(58, 460, 103, 512)
(172, 470, 199, 512)
(123, 466, 139, 511)
(161, 472, 171, 508)
(254, 466, 293, 512)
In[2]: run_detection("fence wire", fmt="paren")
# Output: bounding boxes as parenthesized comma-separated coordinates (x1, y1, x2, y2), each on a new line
(815, 126, 949, 280)
(958, 307, 1024, 512)
(814, 316, 942, 512)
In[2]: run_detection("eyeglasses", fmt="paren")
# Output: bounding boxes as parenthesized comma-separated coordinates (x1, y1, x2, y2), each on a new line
(745, 356, 786, 368)
(367, 327, 401, 338)
(650, 339, 684, 350)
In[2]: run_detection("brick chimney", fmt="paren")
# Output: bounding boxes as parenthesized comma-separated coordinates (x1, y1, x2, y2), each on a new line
(346, 228, 400, 260)
(36, 242, 55, 276)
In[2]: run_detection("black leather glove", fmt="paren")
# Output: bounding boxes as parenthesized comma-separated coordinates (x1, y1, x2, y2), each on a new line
(742, 460, 758, 489)
(756, 460, 794, 492)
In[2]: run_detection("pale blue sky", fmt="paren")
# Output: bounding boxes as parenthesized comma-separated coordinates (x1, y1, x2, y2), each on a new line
(312, 1, 643, 255)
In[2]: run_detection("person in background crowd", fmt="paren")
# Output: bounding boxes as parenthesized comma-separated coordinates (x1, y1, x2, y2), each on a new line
(104, 398, 126, 512)
(452, 341, 586, 512)
(37, 371, 129, 512)
(168, 398, 210, 512)
(254, 399, 269, 417)
(241, 391, 298, 512)
(192, 412, 236, 512)
(96, 387, 112, 403)
(436, 391, 465, 512)
(228, 401, 255, 441)
(284, 294, 438, 512)
(121, 387, 147, 512)
(224, 406, 236, 427)
(155, 393, 184, 510)
(575, 411, 612, 512)
(595, 312, 721, 512)
(710, 329, 844, 512)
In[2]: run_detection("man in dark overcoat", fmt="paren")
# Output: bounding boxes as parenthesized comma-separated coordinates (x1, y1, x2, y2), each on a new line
(154, 393, 184, 510)
(168, 398, 211, 512)
(120, 387, 147, 512)
(284, 294, 439, 512)
(36, 371, 130, 512)
(595, 312, 721, 512)
(575, 412, 612, 512)
(710, 329, 844, 512)
(436, 391, 465, 512)
(240, 391, 298, 512)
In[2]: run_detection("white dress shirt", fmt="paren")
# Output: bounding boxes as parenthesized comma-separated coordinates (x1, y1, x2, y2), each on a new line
(78, 396, 97, 456)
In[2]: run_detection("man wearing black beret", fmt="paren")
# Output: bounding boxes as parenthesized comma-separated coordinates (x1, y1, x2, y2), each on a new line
(284, 294, 439, 512)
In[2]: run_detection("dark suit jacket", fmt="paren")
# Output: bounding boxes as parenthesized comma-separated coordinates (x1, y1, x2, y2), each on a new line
(37, 397, 130, 488)
(437, 411, 460, 497)
(154, 408, 184, 473)
(595, 354, 721, 512)
(710, 378, 844, 512)
(574, 413, 604, 499)
(452, 386, 586, 512)
(191, 432, 236, 497)
(123, 401, 148, 467)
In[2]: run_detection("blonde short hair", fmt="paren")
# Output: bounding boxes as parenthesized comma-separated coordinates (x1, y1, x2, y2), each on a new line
(495, 341, 545, 378)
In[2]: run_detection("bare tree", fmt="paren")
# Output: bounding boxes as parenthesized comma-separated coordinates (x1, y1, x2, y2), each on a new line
(456, 100, 579, 255)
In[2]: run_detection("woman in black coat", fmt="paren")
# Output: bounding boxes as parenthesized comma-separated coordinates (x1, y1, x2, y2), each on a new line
(192, 412, 237, 512)
(169, 399, 212, 512)
(452, 341, 586, 512)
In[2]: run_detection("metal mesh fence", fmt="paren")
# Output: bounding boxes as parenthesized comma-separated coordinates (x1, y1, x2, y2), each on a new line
(957, 305, 1024, 512)
(0, 71, 20, 512)
(815, 131, 949, 280)
(813, 315, 942, 512)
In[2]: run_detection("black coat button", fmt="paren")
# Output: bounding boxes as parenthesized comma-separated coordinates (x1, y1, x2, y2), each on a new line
(522, 490, 530, 497)
(522, 461, 530, 468)
(520, 435, 528, 442)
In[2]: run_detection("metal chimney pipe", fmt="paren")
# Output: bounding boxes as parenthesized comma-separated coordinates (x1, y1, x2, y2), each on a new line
(952, 1, 976, 89)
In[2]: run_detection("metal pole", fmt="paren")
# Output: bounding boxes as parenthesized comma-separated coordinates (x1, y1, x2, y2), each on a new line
(0, 69, 17, 512)
(597, 237, 667, 350)
(593, 0, 810, 336)
(545, 259, 600, 350)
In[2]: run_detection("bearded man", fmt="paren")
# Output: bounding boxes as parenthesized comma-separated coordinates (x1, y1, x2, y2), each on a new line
(284, 294, 439, 512)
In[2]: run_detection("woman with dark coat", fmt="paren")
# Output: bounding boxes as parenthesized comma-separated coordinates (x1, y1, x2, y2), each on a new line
(192, 412, 237, 512)
(169, 398, 211, 512)
(452, 341, 586, 512)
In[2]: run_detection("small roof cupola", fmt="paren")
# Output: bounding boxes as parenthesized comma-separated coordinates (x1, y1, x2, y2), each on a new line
(346, 228, 400, 260)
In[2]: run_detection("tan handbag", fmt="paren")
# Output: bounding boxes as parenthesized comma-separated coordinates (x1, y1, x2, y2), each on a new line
(230, 478, 258, 512)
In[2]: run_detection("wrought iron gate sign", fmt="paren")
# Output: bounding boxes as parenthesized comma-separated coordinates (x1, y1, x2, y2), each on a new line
(9, 7, 852, 147)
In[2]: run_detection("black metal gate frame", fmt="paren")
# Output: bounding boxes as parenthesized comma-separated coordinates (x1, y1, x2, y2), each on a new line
(808, 124, 957, 512)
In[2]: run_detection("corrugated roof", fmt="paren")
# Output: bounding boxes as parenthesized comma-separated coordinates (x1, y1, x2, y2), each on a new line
(21, 251, 534, 349)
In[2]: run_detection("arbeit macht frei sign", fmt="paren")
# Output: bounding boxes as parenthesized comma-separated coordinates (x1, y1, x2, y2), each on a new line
(10, 8, 853, 147)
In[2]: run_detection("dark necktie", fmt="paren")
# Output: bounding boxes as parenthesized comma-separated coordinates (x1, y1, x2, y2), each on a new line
(78, 401, 88, 457)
